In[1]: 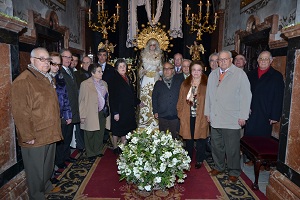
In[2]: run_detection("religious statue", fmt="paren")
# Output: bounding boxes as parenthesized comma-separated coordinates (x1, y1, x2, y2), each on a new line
(186, 41, 205, 61)
(138, 38, 163, 129)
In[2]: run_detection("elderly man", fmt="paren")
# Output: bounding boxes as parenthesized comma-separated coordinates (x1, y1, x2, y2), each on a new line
(152, 62, 182, 139)
(74, 56, 92, 89)
(204, 50, 252, 183)
(234, 54, 247, 70)
(245, 51, 284, 138)
(209, 52, 219, 71)
(174, 53, 183, 74)
(175, 59, 191, 83)
(11, 47, 63, 199)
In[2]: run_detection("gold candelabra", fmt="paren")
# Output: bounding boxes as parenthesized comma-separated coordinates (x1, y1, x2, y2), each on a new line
(87, 0, 120, 39)
(185, 0, 218, 41)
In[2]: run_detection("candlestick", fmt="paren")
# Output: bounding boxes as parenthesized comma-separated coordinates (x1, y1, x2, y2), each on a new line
(207, 0, 210, 13)
(88, 9, 91, 21)
(97, 1, 100, 12)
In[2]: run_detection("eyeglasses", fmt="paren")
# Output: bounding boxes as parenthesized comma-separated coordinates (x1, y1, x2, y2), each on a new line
(50, 62, 62, 67)
(258, 58, 270, 62)
(32, 57, 52, 63)
(163, 67, 174, 71)
(209, 60, 218, 63)
(61, 56, 73, 60)
(218, 58, 231, 63)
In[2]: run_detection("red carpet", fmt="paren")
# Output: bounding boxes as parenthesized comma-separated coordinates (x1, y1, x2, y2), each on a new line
(79, 149, 221, 199)
(77, 149, 267, 199)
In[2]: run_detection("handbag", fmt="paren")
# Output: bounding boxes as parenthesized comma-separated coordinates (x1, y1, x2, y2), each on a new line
(102, 104, 110, 118)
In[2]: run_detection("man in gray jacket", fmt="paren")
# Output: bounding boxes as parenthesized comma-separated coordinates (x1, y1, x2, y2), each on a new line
(204, 50, 252, 183)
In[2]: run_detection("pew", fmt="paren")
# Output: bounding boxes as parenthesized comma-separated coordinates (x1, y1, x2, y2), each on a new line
(240, 136, 279, 190)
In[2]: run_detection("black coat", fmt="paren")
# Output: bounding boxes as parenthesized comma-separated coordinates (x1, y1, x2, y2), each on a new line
(245, 67, 284, 137)
(102, 63, 115, 86)
(61, 67, 80, 123)
(109, 71, 140, 135)
(74, 68, 90, 89)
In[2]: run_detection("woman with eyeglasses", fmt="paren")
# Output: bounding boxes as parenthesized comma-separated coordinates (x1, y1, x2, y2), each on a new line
(49, 52, 72, 126)
(177, 60, 209, 169)
(79, 64, 109, 159)
(49, 51, 72, 183)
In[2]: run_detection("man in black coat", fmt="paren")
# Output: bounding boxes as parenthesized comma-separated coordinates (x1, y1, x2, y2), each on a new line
(55, 49, 80, 169)
(152, 62, 182, 139)
(245, 51, 284, 138)
(97, 49, 115, 143)
(97, 49, 115, 86)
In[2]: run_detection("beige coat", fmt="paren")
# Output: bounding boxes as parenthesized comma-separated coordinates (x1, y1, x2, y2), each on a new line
(11, 67, 63, 147)
(79, 77, 109, 131)
(177, 74, 209, 139)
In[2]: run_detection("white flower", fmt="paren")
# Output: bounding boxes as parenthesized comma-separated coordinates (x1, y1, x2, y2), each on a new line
(154, 177, 161, 184)
(131, 137, 138, 144)
(160, 163, 166, 172)
(144, 185, 151, 191)
(117, 129, 191, 191)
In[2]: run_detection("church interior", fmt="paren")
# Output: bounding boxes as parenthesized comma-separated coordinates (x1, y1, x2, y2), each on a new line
(0, 0, 300, 199)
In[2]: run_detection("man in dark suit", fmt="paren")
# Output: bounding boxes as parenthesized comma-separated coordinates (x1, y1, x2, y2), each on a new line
(97, 49, 115, 144)
(74, 56, 92, 89)
(97, 49, 115, 85)
(174, 53, 183, 74)
(174, 59, 191, 83)
(55, 49, 80, 169)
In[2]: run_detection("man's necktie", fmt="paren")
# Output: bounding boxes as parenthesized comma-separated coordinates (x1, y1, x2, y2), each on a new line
(66, 68, 73, 79)
(219, 71, 226, 82)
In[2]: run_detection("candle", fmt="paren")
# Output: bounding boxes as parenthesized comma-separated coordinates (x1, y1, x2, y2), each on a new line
(207, 0, 210, 13)
(186, 4, 190, 16)
(113, 13, 116, 22)
(101, 0, 104, 10)
(116, 3, 120, 16)
(88, 9, 91, 21)
(214, 12, 217, 24)
(199, 1, 202, 14)
(97, 1, 100, 12)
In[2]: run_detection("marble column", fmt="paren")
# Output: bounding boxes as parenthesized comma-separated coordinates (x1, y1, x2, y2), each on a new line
(266, 24, 300, 200)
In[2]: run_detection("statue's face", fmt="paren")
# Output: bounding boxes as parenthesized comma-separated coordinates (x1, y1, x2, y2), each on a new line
(149, 42, 156, 51)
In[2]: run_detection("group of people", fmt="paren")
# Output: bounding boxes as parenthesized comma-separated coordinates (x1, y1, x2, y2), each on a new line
(11, 47, 139, 199)
(11, 39, 284, 199)
(139, 41, 285, 183)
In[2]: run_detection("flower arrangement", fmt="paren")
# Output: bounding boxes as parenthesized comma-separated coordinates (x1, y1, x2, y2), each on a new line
(117, 128, 191, 192)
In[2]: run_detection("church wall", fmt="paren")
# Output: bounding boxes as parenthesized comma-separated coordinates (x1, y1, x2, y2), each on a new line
(222, 0, 296, 50)
(12, 0, 85, 51)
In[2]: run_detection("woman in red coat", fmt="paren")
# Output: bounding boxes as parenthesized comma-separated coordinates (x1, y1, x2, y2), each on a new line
(177, 60, 209, 169)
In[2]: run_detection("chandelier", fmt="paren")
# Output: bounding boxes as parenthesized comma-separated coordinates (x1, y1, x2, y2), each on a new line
(87, 0, 121, 39)
(185, 0, 218, 41)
